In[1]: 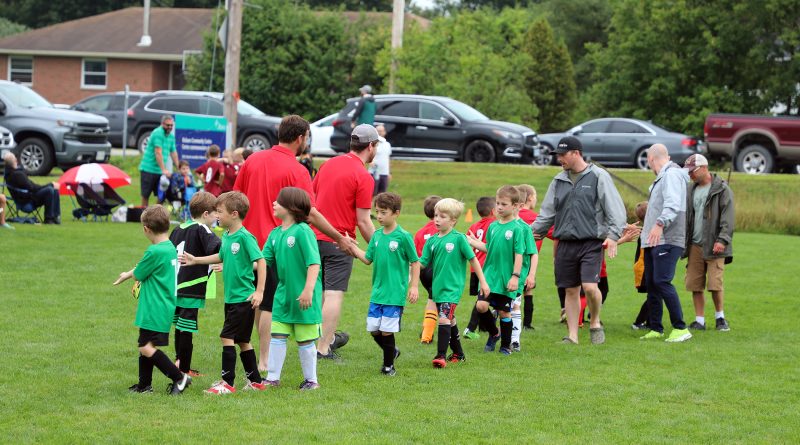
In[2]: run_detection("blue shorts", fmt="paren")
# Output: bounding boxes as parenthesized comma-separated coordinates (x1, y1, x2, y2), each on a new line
(366, 303, 403, 333)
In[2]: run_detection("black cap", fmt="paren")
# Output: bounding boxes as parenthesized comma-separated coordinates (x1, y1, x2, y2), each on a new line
(554, 136, 582, 154)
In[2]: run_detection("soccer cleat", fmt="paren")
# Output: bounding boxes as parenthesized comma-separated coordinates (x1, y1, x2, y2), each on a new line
(205, 380, 235, 395)
(187, 369, 204, 377)
(299, 380, 321, 391)
(432, 355, 447, 368)
(242, 380, 267, 391)
(665, 328, 692, 343)
(447, 353, 466, 363)
(499, 347, 512, 356)
(381, 366, 397, 376)
(168, 373, 192, 395)
(484, 334, 501, 352)
(715, 318, 730, 332)
(511, 341, 521, 352)
(688, 321, 706, 331)
(463, 329, 480, 340)
(640, 331, 665, 340)
(317, 350, 341, 361)
(631, 322, 649, 330)
(263, 379, 280, 388)
(330, 331, 350, 350)
(128, 383, 153, 393)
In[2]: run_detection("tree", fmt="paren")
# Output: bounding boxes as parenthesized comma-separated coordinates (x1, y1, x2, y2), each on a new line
(0, 18, 29, 38)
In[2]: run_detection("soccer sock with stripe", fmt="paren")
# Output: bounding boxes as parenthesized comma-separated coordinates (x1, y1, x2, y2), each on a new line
(138, 354, 154, 388)
(298, 342, 318, 383)
(511, 309, 522, 345)
(523, 295, 534, 327)
(240, 348, 262, 384)
(151, 349, 183, 382)
(449, 324, 464, 356)
(421, 310, 437, 342)
(479, 310, 499, 337)
(500, 317, 512, 349)
(382, 334, 396, 368)
(221, 346, 237, 386)
(436, 324, 451, 357)
(466, 304, 480, 332)
(267, 337, 287, 382)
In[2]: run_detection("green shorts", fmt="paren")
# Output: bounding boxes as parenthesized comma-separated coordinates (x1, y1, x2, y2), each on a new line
(271, 321, 321, 343)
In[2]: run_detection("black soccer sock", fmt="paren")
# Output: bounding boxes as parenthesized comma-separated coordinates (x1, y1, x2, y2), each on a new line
(558, 287, 566, 309)
(178, 331, 193, 373)
(138, 354, 154, 387)
(151, 349, 183, 382)
(437, 324, 451, 357)
(500, 318, 512, 349)
(173, 328, 182, 362)
(372, 333, 385, 350)
(240, 349, 262, 383)
(449, 324, 464, 356)
(479, 310, 499, 337)
(382, 334, 396, 368)
(466, 304, 480, 332)
(523, 295, 534, 327)
(222, 346, 237, 386)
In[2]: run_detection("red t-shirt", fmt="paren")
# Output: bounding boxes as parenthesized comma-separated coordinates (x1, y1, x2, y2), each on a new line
(413, 220, 438, 257)
(234, 145, 316, 248)
(468, 216, 495, 268)
(312, 152, 374, 242)
(195, 159, 223, 197)
(519, 208, 543, 252)
(221, 161, 241, 193)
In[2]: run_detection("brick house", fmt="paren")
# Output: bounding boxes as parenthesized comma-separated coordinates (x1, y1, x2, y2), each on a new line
(0, 7, 214, 105)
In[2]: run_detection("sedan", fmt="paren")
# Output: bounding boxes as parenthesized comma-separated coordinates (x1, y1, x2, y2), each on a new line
(310, 113, 337, 156)
(537, 118, 701, 169)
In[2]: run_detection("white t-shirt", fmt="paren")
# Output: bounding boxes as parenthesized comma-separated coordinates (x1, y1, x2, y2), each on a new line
(373, 137, 392, 176)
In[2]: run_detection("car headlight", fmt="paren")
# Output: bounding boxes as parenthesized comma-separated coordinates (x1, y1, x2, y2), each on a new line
(57, 120, 78, 129)
(492, 129, 522, 140)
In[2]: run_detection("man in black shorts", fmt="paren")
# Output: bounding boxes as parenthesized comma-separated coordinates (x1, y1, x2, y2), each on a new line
(532, 136, 626, 345)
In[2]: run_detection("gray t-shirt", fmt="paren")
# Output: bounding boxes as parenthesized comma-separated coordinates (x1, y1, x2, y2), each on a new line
(692, 184, 710, 244)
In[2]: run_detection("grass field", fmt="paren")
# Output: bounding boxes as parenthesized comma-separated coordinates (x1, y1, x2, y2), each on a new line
(1, 158, 798, 443)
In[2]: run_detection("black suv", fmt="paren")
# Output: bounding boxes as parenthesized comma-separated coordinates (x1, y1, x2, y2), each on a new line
(330, 94, 541, 163)
(126, 91, 281, 152)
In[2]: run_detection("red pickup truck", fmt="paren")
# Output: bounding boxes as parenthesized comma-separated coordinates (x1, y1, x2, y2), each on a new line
(704, 113, 800, 174)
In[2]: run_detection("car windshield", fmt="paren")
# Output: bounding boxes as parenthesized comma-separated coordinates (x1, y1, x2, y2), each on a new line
(441, 99, 488, 121)
(0, 83, 52, 108)
(237, 100, 265, 116)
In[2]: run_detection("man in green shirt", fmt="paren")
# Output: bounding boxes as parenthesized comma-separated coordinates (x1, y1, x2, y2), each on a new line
(139, 115, 179, 207)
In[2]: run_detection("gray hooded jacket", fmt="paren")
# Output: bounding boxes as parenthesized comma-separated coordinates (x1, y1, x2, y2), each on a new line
(641, 161, 687, 248)
(683, 174, 734, 260)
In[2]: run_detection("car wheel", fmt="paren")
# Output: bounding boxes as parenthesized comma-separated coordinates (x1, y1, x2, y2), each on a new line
(736, 144, 774, 174)
(635, 147, 651, 170)
(243, 133, 270, 152)
(137, 130, 152, 154)
(464, 139, 496, 163)
(16, 137, 54, 176)
(535, 144, 555, 166)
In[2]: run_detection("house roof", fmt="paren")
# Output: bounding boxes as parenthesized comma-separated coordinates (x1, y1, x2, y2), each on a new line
(0, 7, 216, 62)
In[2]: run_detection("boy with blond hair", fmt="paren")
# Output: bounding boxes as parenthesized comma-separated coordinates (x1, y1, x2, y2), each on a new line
(414, 195, 442, 343)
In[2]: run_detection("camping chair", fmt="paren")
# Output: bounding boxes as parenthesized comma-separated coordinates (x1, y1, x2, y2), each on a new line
(1, 181, 44, 224)
(68, 182, 120, 222)
(99, 183, 126, 210)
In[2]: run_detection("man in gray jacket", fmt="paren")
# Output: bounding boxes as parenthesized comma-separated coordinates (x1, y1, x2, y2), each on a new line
(640, 144, 691, 342)
(532, 136, 626, 345)
(682, 154, 734, 332)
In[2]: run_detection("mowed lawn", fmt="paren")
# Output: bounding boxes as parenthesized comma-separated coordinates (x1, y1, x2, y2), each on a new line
(1, 159, 798, 443)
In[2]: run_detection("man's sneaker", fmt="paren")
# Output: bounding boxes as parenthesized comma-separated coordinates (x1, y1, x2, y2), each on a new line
(432, 355, 447, 368)
(590, 327, 605, 345)
(511, 341, 521, 352)
(242, 380, 267, 391)
(484, 334, 501, 352)
(299, 380, 321, 391)
(715, 318, 730, 332)
(330, 331, 350, 350)
(688, 321, 706, 331)
(381, 366, 396, 376)
(463, 329, 480, 340)
(665, 328, 692, 343)
(447, 353, 466, 363)
(128, 383, 153, 393)
(168, 373, 192, 395)
(640, 330, 665, 340)
(317, 350, 341, 361)
(205, 380, 235, 395)
(499, 347, 512, 356)
(631, 322, 649, 330)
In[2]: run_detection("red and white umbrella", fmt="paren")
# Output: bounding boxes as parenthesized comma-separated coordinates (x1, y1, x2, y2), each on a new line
(58, 163, 131, 195)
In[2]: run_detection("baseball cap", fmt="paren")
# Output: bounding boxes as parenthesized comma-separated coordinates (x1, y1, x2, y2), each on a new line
(359, 85, 372, 94)
(351, 124, 379, 143)
(683, 154, 709, 171)
(553, 136, 583, 154)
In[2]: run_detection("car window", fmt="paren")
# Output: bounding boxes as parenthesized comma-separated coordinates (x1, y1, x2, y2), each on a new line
(148, 98, 199, 114)
(378, 100, 419, 119)
(108, 95, 141, 111)
(199, 98, 224, 116)
(80, 95, 112, 112)
(419, 102, 449, 121)
(608, 120, 649, 134)
(581, 121, 609, 133)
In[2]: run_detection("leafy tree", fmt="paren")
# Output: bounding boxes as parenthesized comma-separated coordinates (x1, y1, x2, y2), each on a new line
(0, 17, 29, 38)
(304, 0, 392, 10)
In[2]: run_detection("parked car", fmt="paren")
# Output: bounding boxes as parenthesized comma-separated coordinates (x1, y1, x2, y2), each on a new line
(330, 94, 541, 163)
(704, 113, 800, 174)
(0, 80, 111, 175)
(71, 91, 146, 147)
(126, 91, 281, 153)
(0, 125, 15, 158)
(310, 113, 337, 156)
(537, 118, 701, 169)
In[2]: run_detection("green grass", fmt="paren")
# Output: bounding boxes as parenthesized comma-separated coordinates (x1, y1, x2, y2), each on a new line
(1, 159, 798, 443)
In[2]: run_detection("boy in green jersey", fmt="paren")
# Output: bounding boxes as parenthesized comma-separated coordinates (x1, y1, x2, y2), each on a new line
(510, 186, 539, 351)
(421, 198, 490, 368)
(181, 191, 266, 394)
(262, 187, 324, 390)
(353, 192, 421, 376)
(114, 205, 191, 395)
(467, 186, 527, 355)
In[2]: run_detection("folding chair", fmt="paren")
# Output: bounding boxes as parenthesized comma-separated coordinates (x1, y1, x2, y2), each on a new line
(1, 182, 44, 224)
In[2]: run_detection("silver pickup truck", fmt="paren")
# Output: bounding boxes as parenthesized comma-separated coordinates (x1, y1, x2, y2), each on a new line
(0, 80, 111, 175)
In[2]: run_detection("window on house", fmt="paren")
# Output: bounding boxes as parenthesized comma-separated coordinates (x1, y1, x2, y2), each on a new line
(82, 59, 107, 89)
(9, 57, 33, 85)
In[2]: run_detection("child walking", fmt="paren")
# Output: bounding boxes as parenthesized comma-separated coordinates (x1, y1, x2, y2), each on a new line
(414, 195, 442, 344)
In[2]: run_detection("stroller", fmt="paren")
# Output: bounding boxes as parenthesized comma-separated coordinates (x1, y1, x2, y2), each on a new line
(159, 174, 195, 221)
(67, 182, 126, 222)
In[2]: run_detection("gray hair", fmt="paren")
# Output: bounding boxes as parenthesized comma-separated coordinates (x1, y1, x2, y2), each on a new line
(161, 114, 175, 123)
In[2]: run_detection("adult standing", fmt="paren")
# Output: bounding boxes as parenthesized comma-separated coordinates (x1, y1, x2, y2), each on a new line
(532, 136, 626, 345)
(682, 154, 734, 332)
(351, 85, 376, 127)
(371, 124, 392, 196)
(139, 115, 179, 207)
(640, 144, 692, 342)
(234, 115, 357, 372)
(3, 152, 61, 224)
(313, 124, 378, 359)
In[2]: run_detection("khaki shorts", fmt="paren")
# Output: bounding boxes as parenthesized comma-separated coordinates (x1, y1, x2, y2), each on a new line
(685, 244, 725, 292)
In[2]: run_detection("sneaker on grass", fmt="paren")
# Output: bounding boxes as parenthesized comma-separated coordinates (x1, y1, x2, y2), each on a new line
(484, 334, 501, 352)
(688, 321, 706, 331)
(205, 380, 235, 395)
(432, 355, 447, 368)
(499, 347, 512, 356)
(330, 331, 350, 350)
(299, 380, 320, 391)
(381, 366, 396, 376)
(128, 383, 153, 393)
(665, 328, 692, 343)
(511, 341, 521, 352)
(242, 380, 267, 391)
(446, 353, 466, 363)
(317, 350, 341, 361)
(463, 329, 480, 340)
(631, 323, 648, 330)
(716, 318, 730, 332)
(167, 373, 192, 395)
(640, 330, 665, 340)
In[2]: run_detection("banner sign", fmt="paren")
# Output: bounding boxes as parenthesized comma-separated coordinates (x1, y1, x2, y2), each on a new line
(174, 115, 228, 170)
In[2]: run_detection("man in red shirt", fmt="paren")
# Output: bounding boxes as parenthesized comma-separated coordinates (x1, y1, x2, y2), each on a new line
(313, 124, 378, 359)
(234, 115, 354, 372)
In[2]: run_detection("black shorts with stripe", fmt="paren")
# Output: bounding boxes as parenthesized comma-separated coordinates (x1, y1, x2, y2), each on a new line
(173, 306, 199, 333)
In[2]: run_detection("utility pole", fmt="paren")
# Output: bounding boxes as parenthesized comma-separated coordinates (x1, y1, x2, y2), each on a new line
(223, 0, 243, 148)
(389, 0, 404, 93)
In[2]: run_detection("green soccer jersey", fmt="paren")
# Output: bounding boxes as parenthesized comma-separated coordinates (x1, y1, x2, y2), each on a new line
(219, 226, 263, 304)
(138, 126, 177, 174)
(483, 219, 527, 298)
(516, 218, 538, 280)
(133, 240, 178, 333)
(419, 229, 475, 304)
(365, 225, 420, 306)
(262, 223, 322, 324)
